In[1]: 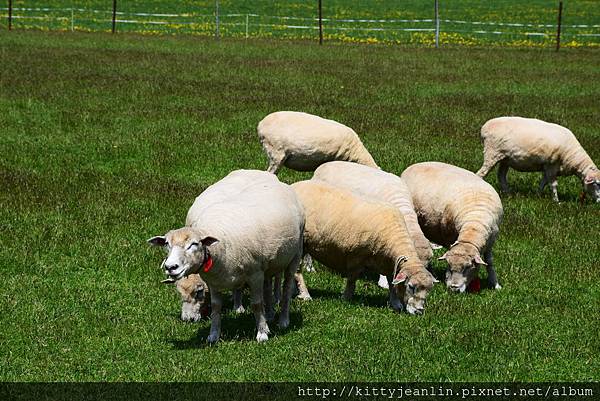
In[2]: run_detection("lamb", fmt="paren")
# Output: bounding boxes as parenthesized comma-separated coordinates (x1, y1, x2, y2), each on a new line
(291, 180, 438, 315)
(148, 170, 304, 343)
(476, 116, 600, 203)
(173, 274, 210, 322)
(401, 162, 503, 293)
(312, 161, 433, 265)
(258, 111, 379, 174)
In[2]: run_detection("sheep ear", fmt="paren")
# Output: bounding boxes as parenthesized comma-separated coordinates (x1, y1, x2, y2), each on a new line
(392, 270, 408, 285)
(201, 236, 219, 247)
(438, 252, 448, 261)
(473, 254, 488, 266)
(148, 236, 166, 247)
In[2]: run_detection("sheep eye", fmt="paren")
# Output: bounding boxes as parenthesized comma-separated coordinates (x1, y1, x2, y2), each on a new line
(187, 242, 199, 250)
(408, 284, 416, 292)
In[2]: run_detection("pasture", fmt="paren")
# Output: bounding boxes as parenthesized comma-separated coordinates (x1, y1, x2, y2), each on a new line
(1, 30, 599, 382)
(3, 0, 600, 46)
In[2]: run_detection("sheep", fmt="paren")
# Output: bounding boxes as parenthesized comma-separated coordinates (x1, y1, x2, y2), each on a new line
(312, 161, 433, 266)
(173, 274, 210, 322)
(258, 111, 379, 174)
(291, 180, 438, 315)
(476, 116, 600, 203)
(401, 162, 503, 293)
(148, 170, 304, 343)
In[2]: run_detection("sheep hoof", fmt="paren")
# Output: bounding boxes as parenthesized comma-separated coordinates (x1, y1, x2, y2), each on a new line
(492, 283, 502, 290)
(377, 275, 389, 289)
(278, 316, 290, 329)
(206, 333, 220, 344)
(297, 293, 312, 301)
(256, 332, 269, 343)
(233, 305, 245, 314)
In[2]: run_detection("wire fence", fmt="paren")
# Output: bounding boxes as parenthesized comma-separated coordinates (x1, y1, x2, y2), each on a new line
(1, 1, 599, 48)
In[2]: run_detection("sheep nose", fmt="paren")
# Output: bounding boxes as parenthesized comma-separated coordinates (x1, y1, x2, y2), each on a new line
(449, 284, 461, 292)
(165, 263, 179, 273)
(414, 307, 424, 315)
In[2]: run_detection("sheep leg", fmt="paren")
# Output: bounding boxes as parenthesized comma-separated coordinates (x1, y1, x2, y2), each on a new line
(539, 173, 548, 194)
(476, 151, 503, 178)
(273, 272, 282, 304)
(263, 276, 275, 322)
(279, 255, 300, 330)
(248, 273, 270, 342)
(543, 165, 560, 202)
(497, 161, 510, 193)
(343, 270, 361, 300)
(266, 151, 287, 174)
(295, 272, 312, 300)
(232, 288, 245, 314)
(302, 253, 315, 273)
(207, 290, 223, 344)
(387, 275, 403, 312)
(484, 249, 501, 290)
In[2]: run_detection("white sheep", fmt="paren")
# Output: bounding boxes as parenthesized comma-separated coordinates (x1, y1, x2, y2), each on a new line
(312, 161, 433, 265)
(401, 162, 503, 293)
(476, 116, 600, 203)
(291, 180, 438, 315)
(258, 111, 379, 174)
(148, 170, 304, 343)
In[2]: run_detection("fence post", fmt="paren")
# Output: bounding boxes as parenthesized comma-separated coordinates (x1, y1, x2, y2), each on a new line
(71, 7, 74, 32)
(318, 0, 323, 45)
(435, 0, 439, 48)
(245, 14, 248, 39)
(215, 0, 220, 40)
(555, 1, 563, 51)
(8, 0, 12, 30)
(111, 0, 117, 33)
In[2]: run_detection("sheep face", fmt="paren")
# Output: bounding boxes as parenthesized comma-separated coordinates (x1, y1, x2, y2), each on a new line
(148, 227, 219, 280)
(439, 243, 486, 293)
(394, 270, 437, 315)
(583, 169, 600, 203)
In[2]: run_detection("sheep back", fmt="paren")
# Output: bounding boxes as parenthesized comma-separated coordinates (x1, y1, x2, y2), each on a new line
(185, 169, 305, 291)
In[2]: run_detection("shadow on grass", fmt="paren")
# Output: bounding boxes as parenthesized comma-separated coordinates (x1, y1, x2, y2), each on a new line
(168, 310, 303, 349)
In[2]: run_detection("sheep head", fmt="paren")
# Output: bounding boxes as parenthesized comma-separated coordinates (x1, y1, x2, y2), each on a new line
(393, 262, 438, 315)
(148, 227, 219, 280)
(583, 168, 600, 203)
(438, 242, 486, 293)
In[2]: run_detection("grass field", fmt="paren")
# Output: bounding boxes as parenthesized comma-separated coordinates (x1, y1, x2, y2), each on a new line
(2, 0, 600, 47)
(1, 30, 600, 382)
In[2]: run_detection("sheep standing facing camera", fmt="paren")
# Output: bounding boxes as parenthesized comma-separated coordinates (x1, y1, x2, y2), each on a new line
(401, 162, 503, 294)
(476, 116, 600, 203)
(258, 111, 378, 174)
(148, 170, 304, 344)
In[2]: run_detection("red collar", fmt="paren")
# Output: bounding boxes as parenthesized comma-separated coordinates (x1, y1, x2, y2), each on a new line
(202, 256, 214, 273)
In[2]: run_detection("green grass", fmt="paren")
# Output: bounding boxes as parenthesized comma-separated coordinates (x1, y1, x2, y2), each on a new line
(1, 30, 600, 382)
(1, 0, 600, 46)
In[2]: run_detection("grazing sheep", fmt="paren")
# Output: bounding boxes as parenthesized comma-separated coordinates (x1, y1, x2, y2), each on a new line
(258, 111, 378, 174)
(401, 162, 503, 293)
(291, 180, 438, 315)
(175, 274, 210, 322)
(148, 170, 304, 343)
(313, 161, 433, 265)
(476, 116, 600, 203)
